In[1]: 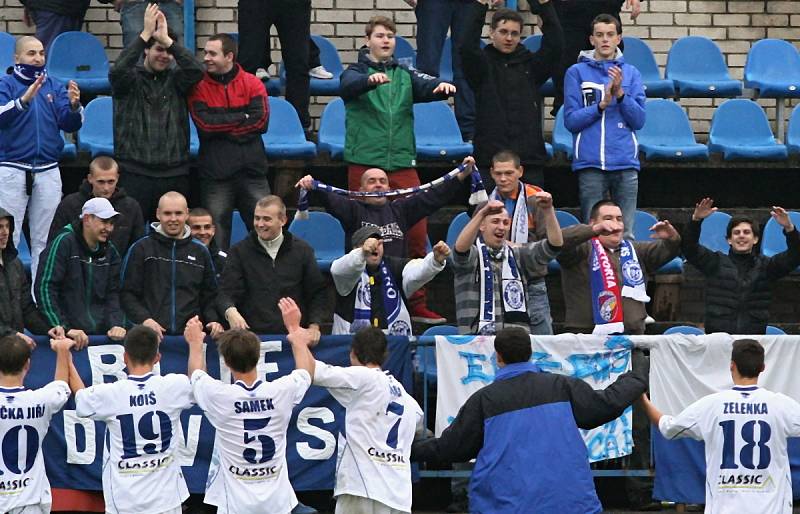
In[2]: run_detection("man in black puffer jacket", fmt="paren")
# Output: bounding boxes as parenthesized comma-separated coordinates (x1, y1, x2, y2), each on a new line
(0, 208, 52, 343)
(684, 198, 800, 334)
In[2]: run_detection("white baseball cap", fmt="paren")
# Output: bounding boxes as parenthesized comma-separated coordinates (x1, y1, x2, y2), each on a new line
(81, 198, 120, 220)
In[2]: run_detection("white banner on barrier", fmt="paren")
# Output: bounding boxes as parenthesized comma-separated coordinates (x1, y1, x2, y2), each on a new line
(434, 334, 635, 462)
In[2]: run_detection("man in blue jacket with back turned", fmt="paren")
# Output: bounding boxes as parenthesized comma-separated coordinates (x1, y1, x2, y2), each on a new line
(564, 13, 645, 239)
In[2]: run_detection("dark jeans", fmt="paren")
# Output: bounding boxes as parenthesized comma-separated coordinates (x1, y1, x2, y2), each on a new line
(414, 0, 476, 141)
(119, 0, 184, 49)
(200, 173, 271, 250)
(119, 172, 191, 223)
(578, 168, 638, 239)
(238, 0, 311, 128)
(29, 9, 84, 52)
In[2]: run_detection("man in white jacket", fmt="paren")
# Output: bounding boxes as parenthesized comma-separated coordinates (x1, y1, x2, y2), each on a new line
(330, 225, 450, 336)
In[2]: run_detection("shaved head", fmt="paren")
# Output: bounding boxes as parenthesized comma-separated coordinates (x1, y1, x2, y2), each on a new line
(15, 36, 45, 66)
(158, 191, 188, 211)
(156, 192, 189, 238)
(15, 36, 40, 55)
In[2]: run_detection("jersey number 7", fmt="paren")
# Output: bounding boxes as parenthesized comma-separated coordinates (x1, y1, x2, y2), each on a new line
(386, 401, 404, 450)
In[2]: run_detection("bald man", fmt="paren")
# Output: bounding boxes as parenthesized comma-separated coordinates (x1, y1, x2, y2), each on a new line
(120, 192, 223, 339)
(0, 36, 83, 283)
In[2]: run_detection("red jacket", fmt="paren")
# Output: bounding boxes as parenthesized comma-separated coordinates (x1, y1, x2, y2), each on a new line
(188, 64, 270, 179)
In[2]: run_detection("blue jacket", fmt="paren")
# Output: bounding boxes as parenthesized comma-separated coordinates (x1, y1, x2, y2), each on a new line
(412, 361, 647, 513)
(564, 50, 646, 172)
(0, 71, 83, 170)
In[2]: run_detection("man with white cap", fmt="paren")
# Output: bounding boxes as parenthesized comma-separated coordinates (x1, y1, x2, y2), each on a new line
(35, 197, 126, 347)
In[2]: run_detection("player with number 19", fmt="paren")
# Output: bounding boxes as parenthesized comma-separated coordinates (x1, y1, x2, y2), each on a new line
(0, 334, 73, 514)
(642, 339, 800, 514)
(185, 299, 315, 514)
(310, 326, 424, 514)
(73, 325, 194, 514)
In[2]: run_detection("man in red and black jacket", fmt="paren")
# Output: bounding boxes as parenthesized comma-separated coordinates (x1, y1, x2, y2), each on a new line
(189, 33, 270, 250)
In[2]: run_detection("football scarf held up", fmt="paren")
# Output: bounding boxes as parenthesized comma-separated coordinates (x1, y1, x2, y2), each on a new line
(589, 238, 649, 335)
(352, 260, 412, 336)
(476, 238, 528, 335)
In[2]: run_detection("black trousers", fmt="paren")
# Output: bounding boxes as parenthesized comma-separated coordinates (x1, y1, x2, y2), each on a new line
(238, 0, 311, 128)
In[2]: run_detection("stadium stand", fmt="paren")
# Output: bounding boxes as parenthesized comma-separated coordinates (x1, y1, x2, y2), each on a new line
(761, 210, 800, 260)
(744, 39, 800, 99)
(279, 34, 343, 97)
(634, 210, 684, 274)
(552, 107, 573, 159)
(230, 209, 248, 246)
(261, 97, 318, 160)
(77, 96, 114, 157)
(699, 211, 733, 255)
(663, 325, 704, 335)
(666, 36, 743, 98)
(621, 36, 676, 98)
(60, 132, 77, 160)
(547, 209, 581, 273)
(413, 101, 473, 161)
(46, 31, 111, 94)
(637, 99, 709, 161)
(0, 31, 13, 71)
(394, 35, 416, 69)
(317, 97, 345, 159)
(444, 211, 470, 249)
(415, 324, 458, 387)
(789, 106, 800, 155)
(287, 210, 345, 272)
(708, 99, 788, 160)
(521, 34, 556, 97)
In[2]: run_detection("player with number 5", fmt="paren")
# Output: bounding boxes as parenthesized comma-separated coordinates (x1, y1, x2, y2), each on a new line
(642, 339, 800, 514)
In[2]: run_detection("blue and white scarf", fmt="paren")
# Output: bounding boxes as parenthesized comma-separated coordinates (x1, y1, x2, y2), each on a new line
(297, 164, 488, 219)
(14, 63, 46, 85)
(476, 238, 528, 335)
(490, 184, 533, 244)
(589, 239, 649, 335)
(352, 260, 412, 336)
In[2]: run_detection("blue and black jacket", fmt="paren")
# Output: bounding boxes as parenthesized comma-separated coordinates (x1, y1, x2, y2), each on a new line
(412, 361, 647, 514)
(0, 71, 83, 171)
(35, 221, 123, 333)
(120, 224, 220, 334)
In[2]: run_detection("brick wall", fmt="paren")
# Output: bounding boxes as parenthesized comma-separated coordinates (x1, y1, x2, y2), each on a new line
(2, 0, 799, 137)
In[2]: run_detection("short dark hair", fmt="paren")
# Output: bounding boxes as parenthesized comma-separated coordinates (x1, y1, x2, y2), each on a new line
(589, 199, 621, 221)
(144, 29, 179, 49)
(217, 329, 260, 373)
(726, 216, 759, 239)
(591, 14, 622, 35)
(492, 149, 521, 168)
(351, 327, 388, 366)
(0, 334, 31, 375)
(89, 156, 118, 175)
(731, 338, 765, 378)
(124, 325, 160, 365)
(365, 16, 396, 37)
(491, 8, 524, 30)
(494, 327, 531, 364)
(208, 33, 238, 61)
(188, 207, 214, 221)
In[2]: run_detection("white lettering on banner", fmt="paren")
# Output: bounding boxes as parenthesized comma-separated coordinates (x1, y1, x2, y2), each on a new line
(176, 415, 203, 466)
(219, 340, 281, 384)
(63, 410, 96, 464)
(296, 407, 336, 460)
(87, 345, 161, 385)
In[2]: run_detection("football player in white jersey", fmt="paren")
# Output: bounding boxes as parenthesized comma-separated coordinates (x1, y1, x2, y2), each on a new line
(0, 334, 73, 514)
(72, 325, 194, 514)
(642, 338, 800, 514)
(185, 298, 315, 514)
(310, 325, 424, 514)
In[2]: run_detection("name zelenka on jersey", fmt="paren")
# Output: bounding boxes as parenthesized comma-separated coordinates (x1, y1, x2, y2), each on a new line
(0, 403, 46, 420)
(129, 392, 157, 407)
(722, 402, 769, 415)
(0, 477, 32, 493)
(368, 447, 406, 464)
(117, 455, 174, 474)
(228, 464, 281, 481)
(233, 398, 275, 414)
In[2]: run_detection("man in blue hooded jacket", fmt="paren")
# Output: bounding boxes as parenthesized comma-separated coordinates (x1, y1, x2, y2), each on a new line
(0, 36, 84, 283)
(564, 14, 645, 239)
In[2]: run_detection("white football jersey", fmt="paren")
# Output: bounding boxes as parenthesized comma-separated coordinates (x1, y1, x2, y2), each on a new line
(74, 373, 194, 514)
(0, 381, 70, 512)
(313, 361, 423, 513)
(191, 368, 311, 514)
(659, 386, 800, 514)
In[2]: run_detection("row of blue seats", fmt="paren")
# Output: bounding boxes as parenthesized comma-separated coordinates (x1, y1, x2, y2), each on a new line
(3, 30, 798, 102)
(663, 325, 788, 336)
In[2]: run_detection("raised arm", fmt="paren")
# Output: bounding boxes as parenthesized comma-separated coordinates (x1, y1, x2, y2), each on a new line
(567, 367, 647, 429)
(402, 243, 448, 297)
(454, 200, 503, 253)
(279, 297, 315, 379)
(766, 206, 800, 280)
(682, 198, 720, 274)
(458, 1, 490, 91)
(528, 0, 564, 88)
(184, 315, 207, 376)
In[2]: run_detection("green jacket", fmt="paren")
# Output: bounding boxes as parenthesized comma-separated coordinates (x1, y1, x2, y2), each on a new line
(341, 49, 448, 171)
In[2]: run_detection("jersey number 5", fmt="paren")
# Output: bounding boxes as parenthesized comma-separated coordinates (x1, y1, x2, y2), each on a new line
(719, 419, 772, 470)
(243, 417, 276, 464)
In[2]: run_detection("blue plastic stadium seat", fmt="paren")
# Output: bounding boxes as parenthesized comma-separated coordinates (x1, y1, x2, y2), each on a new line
(280, 35, 342, 96)
(664, 325, 704, 335)
(621, 36, 675, 98)
(288, 211, 345, 272)
(394, 35, 416, 70)
(521, 35, 555, 96)
(445, 212, 470, 249)
(416, 325, 459, 386)
(229, 32, 281, 95)
(61, 132, 77, 160)
(766, 325, 787, 335)
(318, 98, 345, 159)
(744, 39, 800, 99)
(634, 210, 683, 274)
(699, 211, 732, 255)
(637, 99, 708, 161)
(230, 210, 248, 246)
(544, 142, 554, 159)
(189, 117, 199, 158)
(761, 211, 800, 260)
(788, 105, 800, 155)
(708, 99, 788, 160)
(77, 96, 114, 157)
(0, 32, 14, 72)
(261, 98, 317, 160)
(414, 101, 473, 161)
(440, 37, 486, 82)
(17, 233, 31, 271)
(47, 32, 110, 94)
(666, 37, 742, 98)
(553, 107, 573, 159)
(548, 210, 581, 273)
